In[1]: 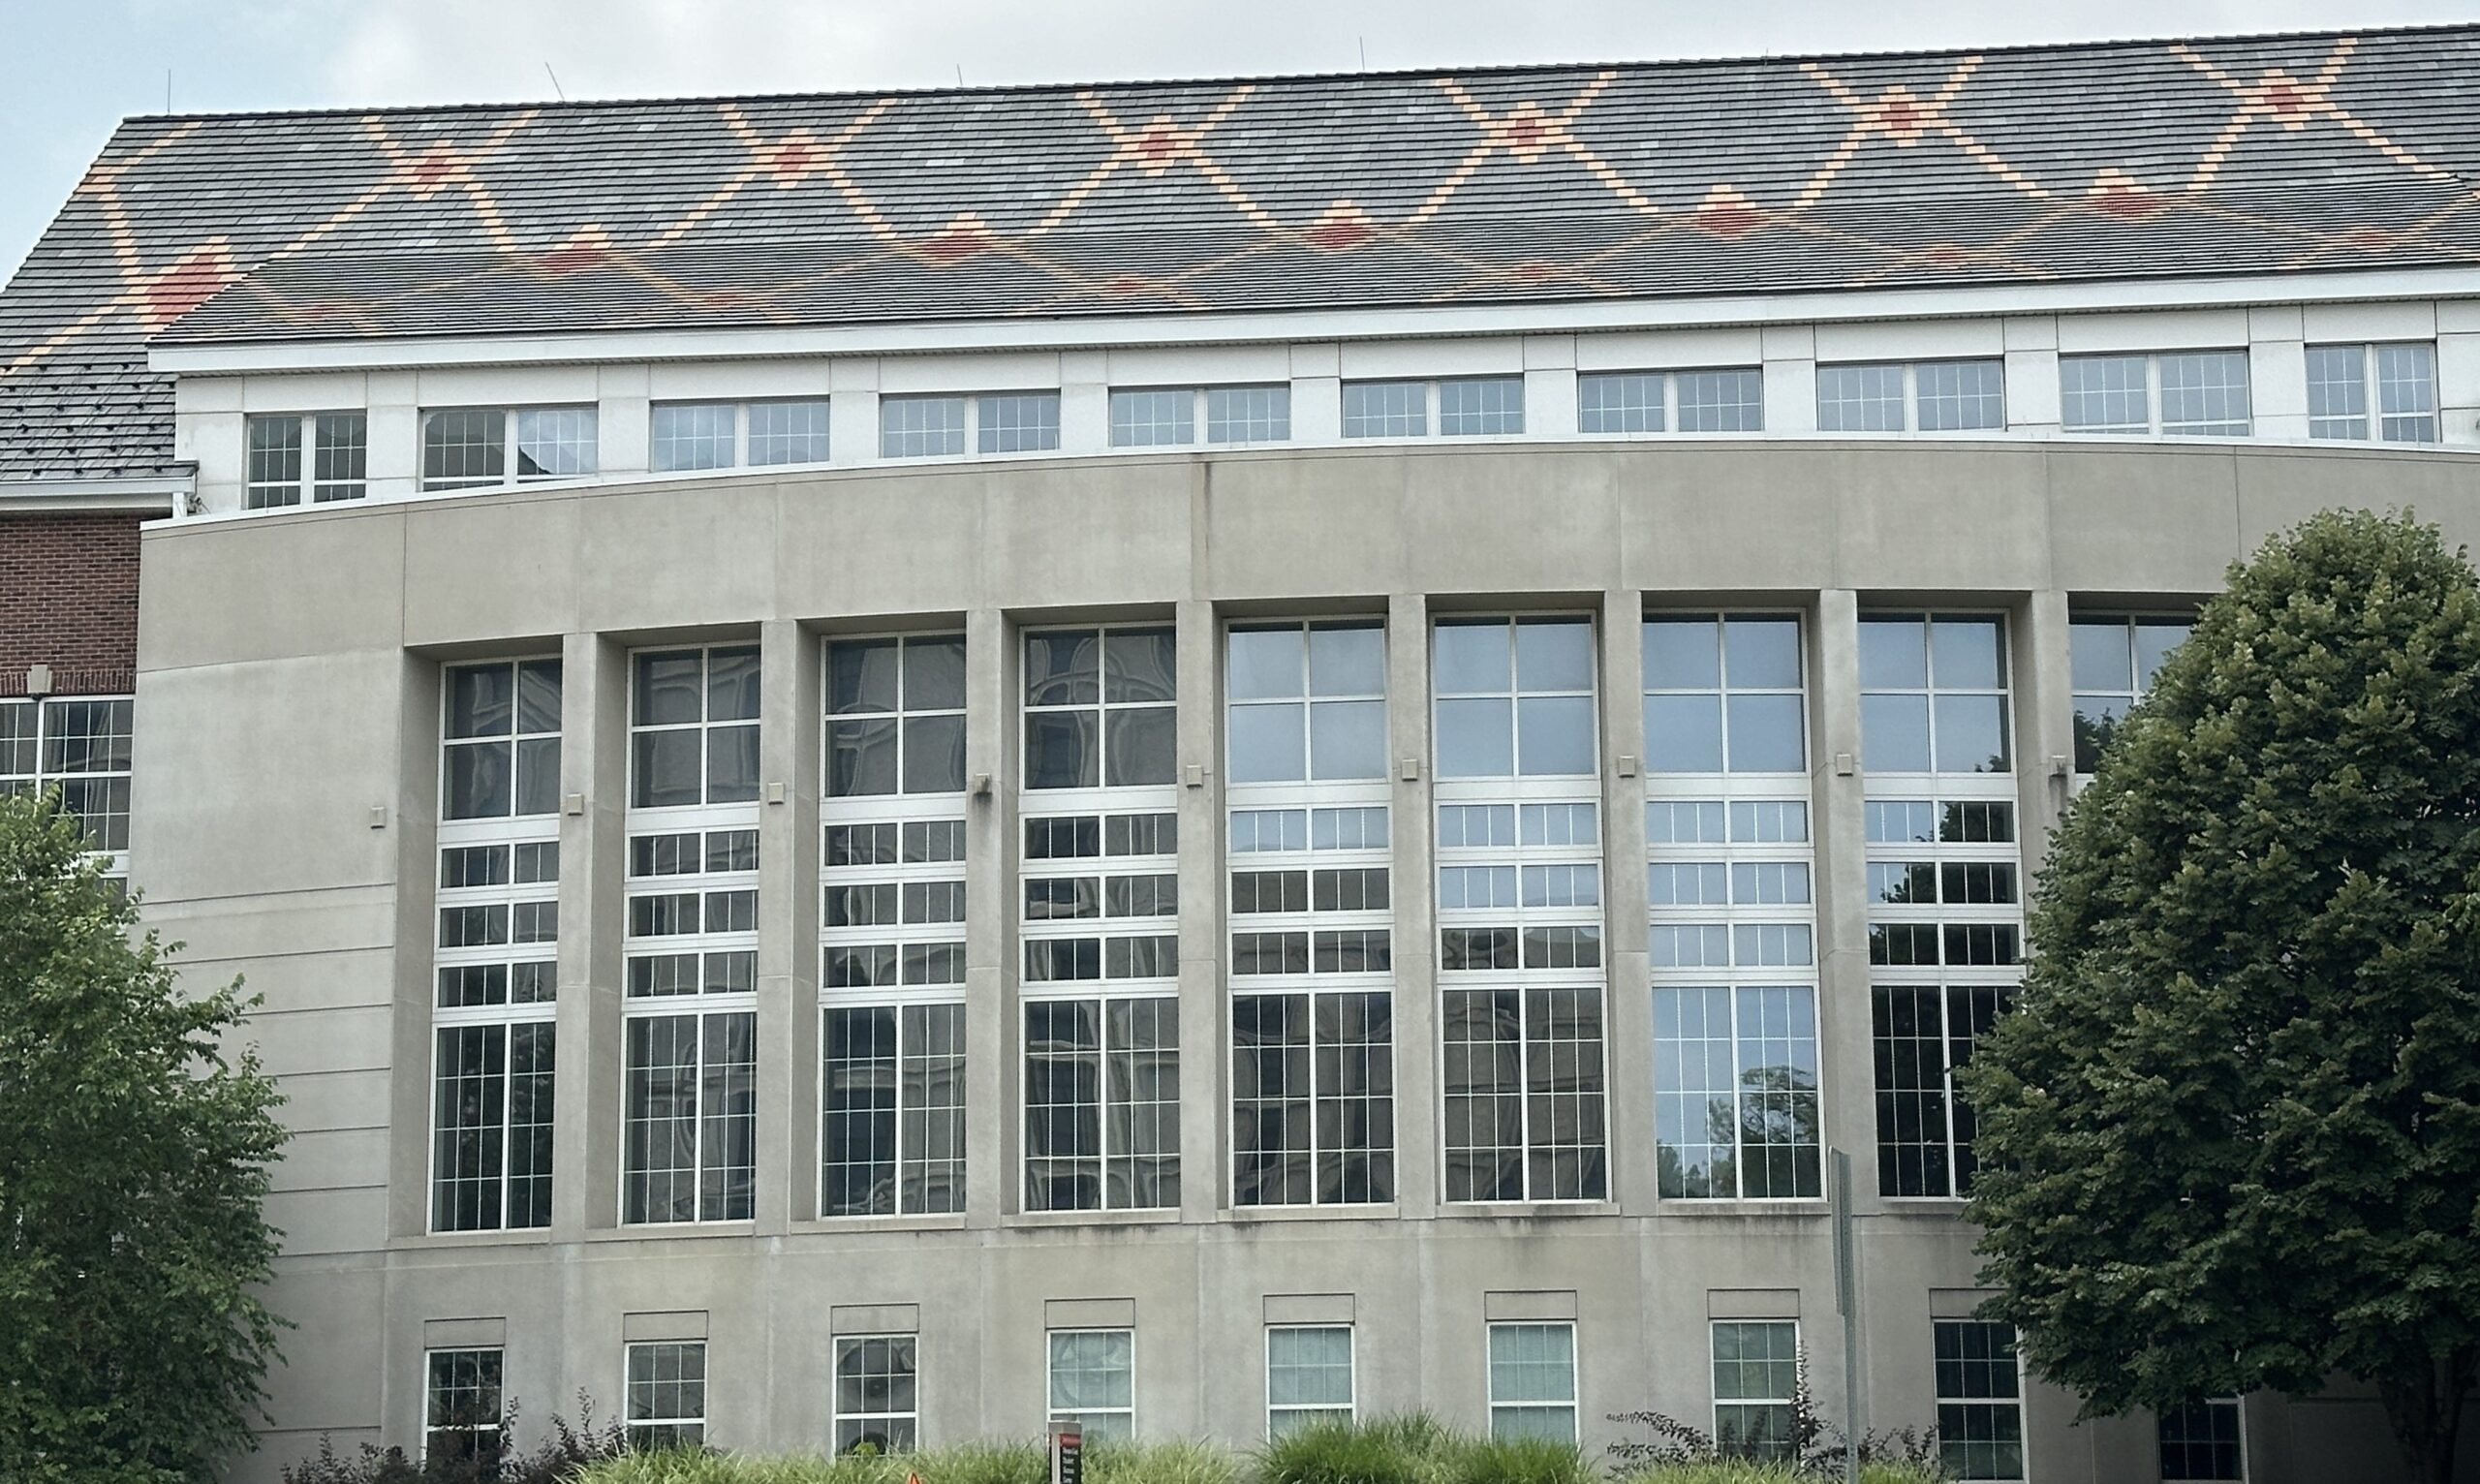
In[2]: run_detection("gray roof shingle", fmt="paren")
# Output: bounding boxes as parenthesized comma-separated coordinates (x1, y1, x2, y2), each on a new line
(5, 24, 2478, 480)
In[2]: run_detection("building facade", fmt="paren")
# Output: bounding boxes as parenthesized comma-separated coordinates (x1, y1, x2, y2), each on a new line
(5, 23, 2480, 1484)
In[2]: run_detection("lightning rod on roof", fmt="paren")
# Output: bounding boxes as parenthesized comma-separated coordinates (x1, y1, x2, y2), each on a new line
(544, 63, 567, 101)
(1358, 37, 1367, 70)
(956, 64, 965, 85)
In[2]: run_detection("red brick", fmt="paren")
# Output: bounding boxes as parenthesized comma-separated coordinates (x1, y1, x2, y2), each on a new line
(0, 512, 147, 696)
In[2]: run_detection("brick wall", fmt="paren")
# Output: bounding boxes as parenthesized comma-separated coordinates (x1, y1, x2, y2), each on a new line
(0, 511, 143, 696)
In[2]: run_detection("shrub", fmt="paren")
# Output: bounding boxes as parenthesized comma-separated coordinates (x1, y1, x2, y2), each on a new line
(281, 1395, 634, 1484)
(1606, 1352, 1945, 1481)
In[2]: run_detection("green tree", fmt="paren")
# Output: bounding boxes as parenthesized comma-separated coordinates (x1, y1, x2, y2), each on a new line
(1964, 510, 2480, 1484)
(0, 791, 289, 1482)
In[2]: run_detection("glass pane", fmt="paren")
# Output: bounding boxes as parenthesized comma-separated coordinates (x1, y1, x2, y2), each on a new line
(1309, 699, 1385, 781)
(1861, 694, 1932, 773)
(1935, 695, 2010, 774)
(1106, 706, 1177, 787)
(1309, 625, 1384, 697)
(2068, 619, 2132, 692)
(1027, 632, 1101, 706)
(1858, 617, 1927, 689)
(1228, 627, 1305, 700)
(1229, 702, 1307, 784)
(633, 731, 702, 808)
(1931, 619, 2005, 690)
(447, 665, 514, 740)
(1724, 617, 1800, 690)
(1436, 697, 1512, 777)
(1726, 694, 1804, 772)
(1515, 619, 1594, 693)
(1105, 629, 1177, 705)
(1516, 696, 1595, 775)
(1645, 617, 1720, 690)
(905, 635, 967, 711)
(830, 639, 901, 714)
(903, 714, 967, 794)
(634, 652, 704, 727)
(1646, 695, 1722, 772)
(1025, 713, 1099, 789)
(707, 725, 761, 801)
(2134, 623, 2188, 689)
(1433, 622, 1508, 696)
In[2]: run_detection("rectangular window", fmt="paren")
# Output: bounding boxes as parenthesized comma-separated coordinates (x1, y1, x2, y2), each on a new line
(1935, 1321, 2024, 1481)
(1048, 1329, 1134, 1440)
(624, 646, 760, 1224)
(1577, 367, 1766, 435)
(1108, 385, 1292, 447)
(1815, 360, 2004, 433)
(1858, 613, 2009, 776)
(1228, 620, 1395, 1207)
(2307, 342, 2436, 443)
(1343, 376, 1524, 438)
(834, 1334, 918, 1454)
(879, 391, 1061, 458)
(2062, 352, 2249, 437)
(1486, 1322, 1577, 1442)
(0, 696, 136, 868)
(2069, 613, 2191, 773)
(2159, 1399, 2246, 1481)
(420, 406, 599, 491)
(1712, 1320, 1798, 1459)
(822, 634, 968, 1217)
(1267, 1326, 1354, 1437)
(432, 660, 559, 1234)
(625, 1341, 707, 1449)
(1436, 616, 1605, 1203)
(650, 398, 831, 471)
(1654, 987, 1819, 1199)
(424, 1346, 505, 1465)
(245, 411, 367, 507)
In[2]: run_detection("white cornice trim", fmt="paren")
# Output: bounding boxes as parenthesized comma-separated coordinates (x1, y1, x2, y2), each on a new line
(147, 267, 2480, 376)
(0, 474, 188, 513)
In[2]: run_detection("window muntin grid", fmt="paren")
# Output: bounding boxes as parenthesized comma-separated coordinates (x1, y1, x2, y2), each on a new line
(1227, 621, 1395, 1207)
(2307, 342, 2436, 443)
(625, 1341, 707, 1449)
(1025, 994, 1181, 1212)
(822, 1003, 966, 1217)
(1267, 1326, 1354, 1437)
(651, 398, 831, 471)
(877, 391, 1060, 457)
(827, 634, 966, 799)
(625, 646, 760, 1225)
(245, 412, 367, 507)
(1436, 617, 1606, 1205)
(1935, 1321, 2025, 1482)
(2069, 613, 2190, 774)
(431, 659, 561, 1235)
(1713, 1320, 1798, 1460)
(834, 1334, 919, 1454)
(2158, 1399, 2246, 1481)
(0, 696, 135, 866)
(423, 1347, 505, 1465)
(419, 407, 599, 491)
(1817, 359, 2003, 433)
(1025, 626, 1176, 790)
(2062, 352, 2250, 436)
(1576, 367, 1768, 435)
(1048, 1329, 1135, 1440)
(1107, 385, 1293, 448)
(1858, 613, 2010, 776)
(1486, 1322, 1577, 1442)
(1654, 986, 1820, 1199)
(1344, 376, 1526, 439)
(1645, 614, 1805, 775)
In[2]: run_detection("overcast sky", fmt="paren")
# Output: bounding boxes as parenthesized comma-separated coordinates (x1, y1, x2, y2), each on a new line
(7, 0, 2479, 278)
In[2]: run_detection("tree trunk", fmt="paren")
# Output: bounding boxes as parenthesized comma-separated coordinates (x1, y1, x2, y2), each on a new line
(2377, 1348, 2477, 1484)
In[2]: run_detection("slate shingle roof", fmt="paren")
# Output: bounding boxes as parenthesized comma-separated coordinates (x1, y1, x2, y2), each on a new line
(5, 24, 2479, 481)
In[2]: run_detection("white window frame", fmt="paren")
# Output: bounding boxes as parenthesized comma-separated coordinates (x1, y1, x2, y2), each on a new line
(878, 390, 1062, 460)
(2158, 1396, 2248, 1483)
(1341, 376, 1526, 439)
(418, 405, 600, 491)
(1226, 619, 1396, 1208)
(2060, 351, 2251, 437)
(244, 410, 368, 508)
(421, 1345, 506, 1465)
(1434, 613, 1608, 1205)
(1046, 1327, 1136, 1440)
(1265, 1324, 1356, 1437)
(2305, 341, 2437, 443)
(1485, 1320, 1578, 1442)
(430, 657, 562, 1235)
(621, 644, 761, 1226)
(1576, 366, 1766, 436)
(624, 1339, 708, 1449)
(650, 397, 832, 472)
(1107, 384, 1293, 448)
(1814, 358, 2006, 433)
(0, 694, 135, 876)
(1711, 1317, 1800, 1460)
(831, 1332, 920, 1455)
(2067, 611, 2192, 779)
(1933, 1319, 2028, 1483)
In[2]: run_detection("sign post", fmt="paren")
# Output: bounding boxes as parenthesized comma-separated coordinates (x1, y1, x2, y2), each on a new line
(1050, 1423, 1084, 1484)
(1833, 1147, 1861, 1484)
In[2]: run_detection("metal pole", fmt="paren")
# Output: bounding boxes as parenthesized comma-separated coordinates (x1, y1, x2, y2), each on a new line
(1833, 1148, 1860, 1484)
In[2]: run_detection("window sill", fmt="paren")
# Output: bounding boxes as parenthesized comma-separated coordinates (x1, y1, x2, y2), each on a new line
(1440, 1200, 1621, 1221)
(1228, 1203, 1402, 1223)
(590, 1220, 759, 1243)
(1651, 1199, 1830, 1219)
(790, 1212, 972, 1236)
(395, 1226, 556, 1250)
(1008, 1208, 1183, 1229)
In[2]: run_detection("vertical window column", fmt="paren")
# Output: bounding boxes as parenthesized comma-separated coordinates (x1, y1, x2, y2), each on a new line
(1020, 626, 1182, 1212)
(623, 645, 761, 1224)
(1935, 1320, 2025, 1481)
(625, 1340, 708, 1448)
(1712, 1319, 1799, 1459)
(1486, 1321, 1578, 1442)
(821, 634, 970, 1217)
(0, 695, 135, 875)
(833, 1334, 920, 1453)
(423, 1346, 505, 1465)
(1226, 620, 1396, 1208)
(431, 659, 562, 1233)
(1433, 615, 1608, 1204)
(1643, 613, 1821, 1200)
(1859, 614, 2021, 1199)
(1047, 1329, 1135, 1440)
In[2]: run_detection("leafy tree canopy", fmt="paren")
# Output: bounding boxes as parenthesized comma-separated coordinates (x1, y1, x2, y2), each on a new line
(1964, 509, 2480, 1483)
(0, 792, 290, 1483)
